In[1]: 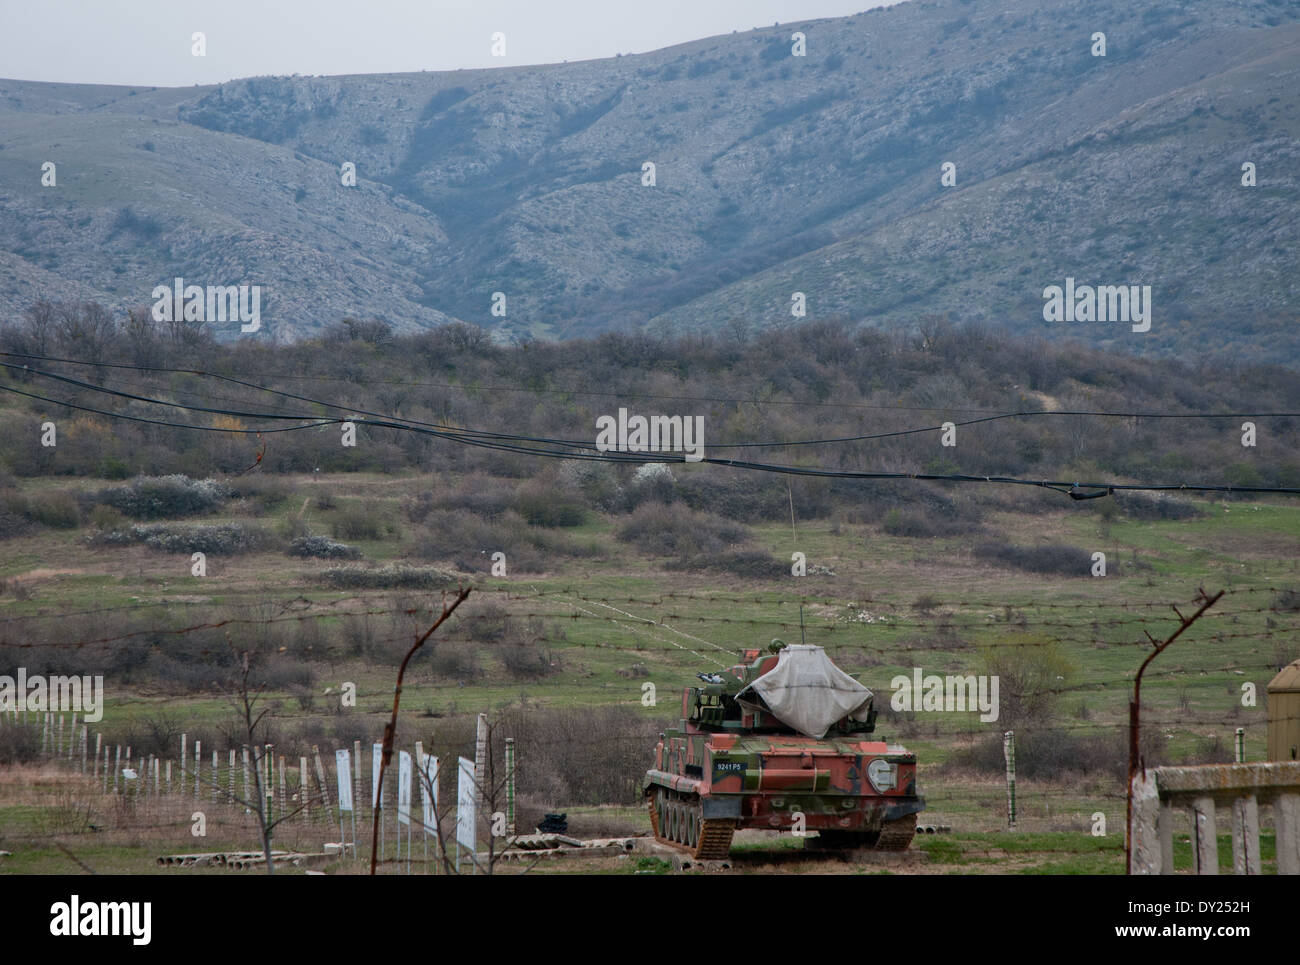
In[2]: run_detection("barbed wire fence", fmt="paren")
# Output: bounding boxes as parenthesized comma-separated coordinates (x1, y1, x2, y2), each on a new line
(1, 584, 1296, 872)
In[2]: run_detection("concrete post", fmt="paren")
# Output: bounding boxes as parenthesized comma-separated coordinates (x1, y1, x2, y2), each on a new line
(1190, 796, 1218, 875)
(1230, 795, 1260, 875)
(1129, 769, 1163, 874)
(1157, 799, 1174, 873)
(1276, 793, 1300, 876)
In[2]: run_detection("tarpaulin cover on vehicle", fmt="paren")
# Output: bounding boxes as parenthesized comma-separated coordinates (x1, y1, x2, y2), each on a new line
(735, 644, 874, 739)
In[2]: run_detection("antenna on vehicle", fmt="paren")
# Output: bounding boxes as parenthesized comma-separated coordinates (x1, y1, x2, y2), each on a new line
(799, 604, 807, 646)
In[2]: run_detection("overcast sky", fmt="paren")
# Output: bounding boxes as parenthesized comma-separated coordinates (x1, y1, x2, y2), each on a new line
(0, 0, 896, 88)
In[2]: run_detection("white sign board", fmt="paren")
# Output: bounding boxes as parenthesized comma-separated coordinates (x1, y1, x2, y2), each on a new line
(420, 754, 439, 836)
(372, 742, 383, 809)
(335, 749, 353, 812)
(397, 750, 412, 826)
(456, 756, 476, 852)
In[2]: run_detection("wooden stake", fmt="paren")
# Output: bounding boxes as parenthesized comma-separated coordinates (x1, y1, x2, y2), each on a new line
(353, 739, 362, 825)
(300, 756, 310, 820)
(474, 713, 488, 818)
(1003, 731, 1017, 831)
(312, 745, 331, 809)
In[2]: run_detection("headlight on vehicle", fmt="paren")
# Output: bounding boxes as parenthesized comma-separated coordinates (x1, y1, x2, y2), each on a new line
(867, 758, 897, 792)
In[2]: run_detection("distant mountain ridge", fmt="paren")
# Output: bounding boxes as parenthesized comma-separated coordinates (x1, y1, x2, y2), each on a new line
(0, 0, 1297, 364)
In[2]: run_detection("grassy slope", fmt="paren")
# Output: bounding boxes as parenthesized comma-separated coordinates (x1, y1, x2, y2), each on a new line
(1, 467, 1296, 874)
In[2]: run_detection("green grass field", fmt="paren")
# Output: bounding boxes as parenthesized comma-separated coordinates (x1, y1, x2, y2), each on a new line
(2, 470, 1297, 874)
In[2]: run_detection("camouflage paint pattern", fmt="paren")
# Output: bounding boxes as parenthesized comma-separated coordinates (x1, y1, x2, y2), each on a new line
(646, 647, 924, 832)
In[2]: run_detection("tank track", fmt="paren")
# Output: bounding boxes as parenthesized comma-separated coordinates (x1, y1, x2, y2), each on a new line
(648, 787, 736, 860)
(873, 812, 917, 851)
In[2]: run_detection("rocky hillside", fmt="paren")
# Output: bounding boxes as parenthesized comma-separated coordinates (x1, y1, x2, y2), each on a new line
(0, 0, 1297, 362)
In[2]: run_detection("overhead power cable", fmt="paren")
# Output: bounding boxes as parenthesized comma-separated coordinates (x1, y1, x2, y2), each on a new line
(3, 359, 1300, 498)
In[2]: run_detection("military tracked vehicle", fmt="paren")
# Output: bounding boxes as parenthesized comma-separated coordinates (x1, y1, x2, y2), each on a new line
(645, 643, 924, 859)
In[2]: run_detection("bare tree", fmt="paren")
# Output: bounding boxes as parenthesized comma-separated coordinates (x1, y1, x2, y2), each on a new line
(370, 586, 472, 874)
(216, 649, 313, 874)
(18, 299, 56, 356)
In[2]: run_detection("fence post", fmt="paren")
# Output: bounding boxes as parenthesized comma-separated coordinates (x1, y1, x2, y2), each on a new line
(165, 760, 172, 796)
(300, 756, 310, 820)
(1190, 796, 1218, 875)
(279, 754, 287, 819)
(229, 749, 236, 805)
(505, 737, 516, 836)
(1003, 731, 1016, 831)
(352, 740, 362, 826)
(41, 714, 48, 757)
(180, 733, 187, 798)
(212, 749, 219, 803)
(67, 714, 77, 761)
(312, 745, 331, 809)
(1230, 795, 1261, 875)
(81, 726, 88, 774)
(193, 740, 201, 798)
(1277, 794, 1300, 876)
(242, 746, 251, 811)
(113, 745, 121, 794)
(474, 713, 488, 818)
(94, 733, 101, 780)
(1235, 728, 1245, 764)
